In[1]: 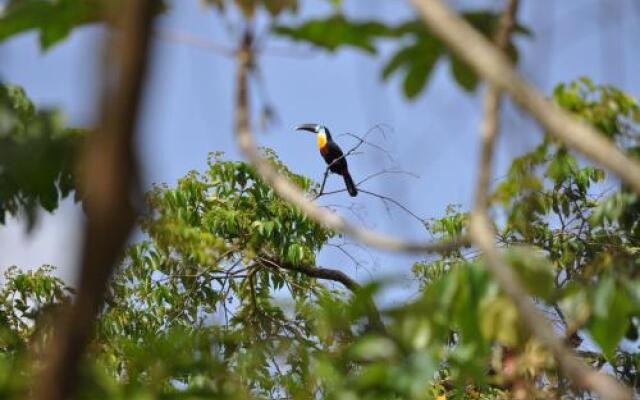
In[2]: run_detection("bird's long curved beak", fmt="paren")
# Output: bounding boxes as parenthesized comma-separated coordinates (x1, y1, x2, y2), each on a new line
(296, 123, 317, 133)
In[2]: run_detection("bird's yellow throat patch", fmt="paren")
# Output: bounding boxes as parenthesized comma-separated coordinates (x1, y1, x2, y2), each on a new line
(317, 131, 327, 149)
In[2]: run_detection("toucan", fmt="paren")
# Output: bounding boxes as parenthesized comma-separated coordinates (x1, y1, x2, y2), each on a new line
(296, 123, 358, 197)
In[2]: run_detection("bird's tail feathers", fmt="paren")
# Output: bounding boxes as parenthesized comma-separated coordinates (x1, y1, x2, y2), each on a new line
(343, 172, 358, 197)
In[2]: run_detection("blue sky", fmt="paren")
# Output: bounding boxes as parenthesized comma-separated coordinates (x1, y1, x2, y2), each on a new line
(1, 0, 639, 305)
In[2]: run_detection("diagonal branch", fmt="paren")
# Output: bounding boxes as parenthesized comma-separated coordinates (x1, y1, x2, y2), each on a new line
(257, 256, 385, 333)
(469, 213, 631, 400)
(31, 2, 156, 400)
(464, 1, 632, 399)
(258, 256, 359, 291)
(410, 0, 640, 198)
(233, 32, 467, 254)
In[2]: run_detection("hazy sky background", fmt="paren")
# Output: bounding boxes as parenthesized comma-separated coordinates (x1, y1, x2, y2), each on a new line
(1, 0, 639, 306)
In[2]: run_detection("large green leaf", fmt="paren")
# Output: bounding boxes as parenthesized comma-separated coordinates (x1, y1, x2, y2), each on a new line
(588, 277, 632, 359)
(273, 15, 392, 54)
(0, 0, 104, 49)
(0, 0, 167, 50)
(0, 83, 86, 225)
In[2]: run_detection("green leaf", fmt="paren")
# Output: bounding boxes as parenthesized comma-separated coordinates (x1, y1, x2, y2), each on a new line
(509, 250, 556, 301)
(450, 56, 478, 92)
(403, 63, 430, 99)
(588, 277, 632, 359)
(479, 295, 518, 347)
(349, 336, 398, 361)
(382, 46, 414, 80)
(0, 83, 86, 222)
(263, 0, 297, 16)
(273, 15, 392, 54)
(0, 0, 102, 50)
(0, 0, 167, 50)
(402, 39, 441, 99)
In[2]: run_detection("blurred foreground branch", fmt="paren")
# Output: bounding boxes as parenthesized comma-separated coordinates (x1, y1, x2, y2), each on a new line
(410, 0, 640, 197)
(463, 1, 632, 399)
(469, 213, 631, 400)
(32, 2, 156, 400)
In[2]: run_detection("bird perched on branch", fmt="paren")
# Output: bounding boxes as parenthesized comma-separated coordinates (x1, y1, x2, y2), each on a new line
(296, 123, 358, 197)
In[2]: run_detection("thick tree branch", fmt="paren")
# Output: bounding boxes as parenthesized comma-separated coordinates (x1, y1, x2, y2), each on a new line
(410, 0, 640, 197)
(257, 256, 385, 333)
(464, 1, 631, 399)
(233, 33, 467, 254)
(32, 2, 156, 400)
(265, 258, 360, 292)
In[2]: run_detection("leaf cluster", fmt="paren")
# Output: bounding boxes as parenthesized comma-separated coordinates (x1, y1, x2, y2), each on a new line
(93, 150, 353, 398)
(0, 0, 167, 50)
(412, 79, 640, 396)
(0, 83, 85, 227)
(273, 11, 530, 97)
(203, 0, 297, 17)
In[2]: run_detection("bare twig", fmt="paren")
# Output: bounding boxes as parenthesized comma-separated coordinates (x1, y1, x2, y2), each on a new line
(315, 168, 331, 199)
(32, 2, 156, 400)
(233, 32, 468, 254)
(464, 1, 632, 398)
(410, 0, 640, 198)
(356, 169, 419, 187)
(358, 189, 424, 224)
(156, 28, 317, 59)
(339, 131, 395, 163)
(325, 242, 366, 271)
(320, 202, 369, 226)
(155, 28, 234, 56)
(315, 168, 416, 200)
(316, 172, 423, 225)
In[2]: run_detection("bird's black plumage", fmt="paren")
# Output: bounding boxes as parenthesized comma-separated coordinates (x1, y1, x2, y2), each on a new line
(296, 124, 358, 197)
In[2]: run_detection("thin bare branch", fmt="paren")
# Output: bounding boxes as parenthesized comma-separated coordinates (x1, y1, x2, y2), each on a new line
(233, 35, 467, 254)
(410, 0, 640, 197)
(357, 168, 419, 186)
(358, 189, 424, 224)
(155, 28, 234, 56)
(32, 2, 156, 400)
(339, 131, 395, 163)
